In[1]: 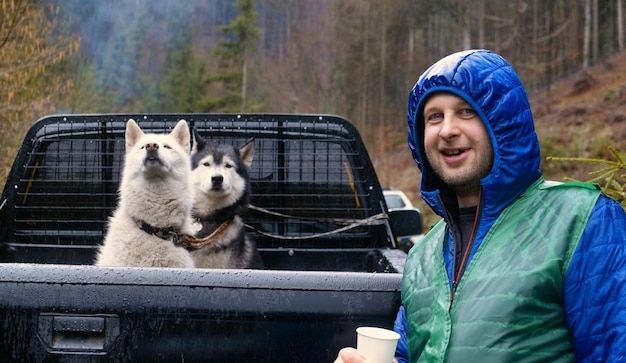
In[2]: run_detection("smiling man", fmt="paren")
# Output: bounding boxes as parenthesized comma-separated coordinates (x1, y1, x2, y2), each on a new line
(422, 93, 494, 208)
(335, 49, 626, 363)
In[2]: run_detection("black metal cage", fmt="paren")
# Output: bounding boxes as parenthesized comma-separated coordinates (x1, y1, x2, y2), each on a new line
(0, 114, 390, 265)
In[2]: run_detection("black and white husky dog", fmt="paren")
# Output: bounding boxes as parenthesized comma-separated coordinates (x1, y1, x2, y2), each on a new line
(188, 128, 264, 269)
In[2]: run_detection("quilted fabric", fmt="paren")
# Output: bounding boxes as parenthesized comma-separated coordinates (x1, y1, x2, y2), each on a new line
(563, 197, 626, 361)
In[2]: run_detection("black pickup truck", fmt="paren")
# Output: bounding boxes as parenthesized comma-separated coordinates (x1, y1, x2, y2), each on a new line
(0, 114, 421, 362)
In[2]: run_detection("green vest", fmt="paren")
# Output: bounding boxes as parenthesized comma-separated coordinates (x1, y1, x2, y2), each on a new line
(402, 180, 600, 362)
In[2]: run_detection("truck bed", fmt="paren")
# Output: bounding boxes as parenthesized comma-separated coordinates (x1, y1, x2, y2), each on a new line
(1, 114, 397, 268)
(0, 114, 405, 361)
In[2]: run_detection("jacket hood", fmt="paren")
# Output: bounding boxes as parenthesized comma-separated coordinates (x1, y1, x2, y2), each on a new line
(407, 49, 542, 220)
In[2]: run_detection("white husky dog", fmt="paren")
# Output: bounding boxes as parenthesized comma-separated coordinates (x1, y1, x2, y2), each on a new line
(95, 119, 195, 268)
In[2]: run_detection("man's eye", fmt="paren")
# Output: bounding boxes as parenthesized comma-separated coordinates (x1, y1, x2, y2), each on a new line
(460, 108, 476, 117)
(425, 113, 442, 123)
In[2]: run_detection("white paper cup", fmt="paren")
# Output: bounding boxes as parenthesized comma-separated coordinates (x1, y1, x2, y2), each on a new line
(356, 326, 400, 363)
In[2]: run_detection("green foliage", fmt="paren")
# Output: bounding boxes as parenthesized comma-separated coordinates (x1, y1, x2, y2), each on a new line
(151, 2, 204, 112)
(211, 0, 261, 112)
(63, 60, 119, 113)
(57, 1, 151, 113)
(49, 0, 264, 115)
(152, 9, 215, 114)
(156, 50, 209, 112)
(96, 3, 148, 107)
(214, 0, 260, 69)
(547, 147, 626, 209)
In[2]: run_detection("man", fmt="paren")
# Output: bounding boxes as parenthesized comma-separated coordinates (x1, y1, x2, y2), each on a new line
(336, 49, 626, 362)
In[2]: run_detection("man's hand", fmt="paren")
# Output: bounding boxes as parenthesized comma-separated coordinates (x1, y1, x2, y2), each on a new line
(334, 347, 366, 363)
(334, 347, 398, 363)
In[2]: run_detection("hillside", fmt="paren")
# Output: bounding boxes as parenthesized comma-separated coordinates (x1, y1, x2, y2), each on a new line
(373, 50, 626, 227)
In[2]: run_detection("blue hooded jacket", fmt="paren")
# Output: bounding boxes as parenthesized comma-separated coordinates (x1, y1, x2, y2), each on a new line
(394, 49, 626, 362)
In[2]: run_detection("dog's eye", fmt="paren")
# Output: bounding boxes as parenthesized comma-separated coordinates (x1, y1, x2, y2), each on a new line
(163, 144, 172, 149)
(140, 146, 145, 149)
(203, 162, 211, 167)
(225, 163, 233, 169)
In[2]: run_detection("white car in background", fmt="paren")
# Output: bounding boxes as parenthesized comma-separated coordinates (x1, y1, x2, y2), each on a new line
(383, 189, 423, 252)
(383, 189, 415, 210)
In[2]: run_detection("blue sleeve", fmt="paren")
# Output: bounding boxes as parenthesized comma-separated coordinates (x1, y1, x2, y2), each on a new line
(393, 305, 409, 363)
(564, 196, 626, 362)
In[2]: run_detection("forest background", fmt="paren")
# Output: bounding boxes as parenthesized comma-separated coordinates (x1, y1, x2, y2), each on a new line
(1, 0, 625, 226)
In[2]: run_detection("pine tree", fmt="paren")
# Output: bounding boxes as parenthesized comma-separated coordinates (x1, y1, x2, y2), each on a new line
(157, 48, 213, 113)
(153, 1, 211, 112)
(210, 0, 261, 112)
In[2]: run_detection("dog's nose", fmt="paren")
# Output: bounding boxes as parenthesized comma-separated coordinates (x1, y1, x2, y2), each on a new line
(211, 175, 223, 184)
(145, 143, 159, 151)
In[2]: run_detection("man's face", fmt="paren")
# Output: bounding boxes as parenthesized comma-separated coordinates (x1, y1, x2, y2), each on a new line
(422, 93, 493, 205)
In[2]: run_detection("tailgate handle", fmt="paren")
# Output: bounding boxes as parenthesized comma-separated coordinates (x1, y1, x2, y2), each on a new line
(38, 313, 120, 352)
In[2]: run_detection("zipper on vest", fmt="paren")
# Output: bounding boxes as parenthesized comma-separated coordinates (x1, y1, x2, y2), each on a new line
(448, 189, 482, 312)
(449, 282, 458, 312)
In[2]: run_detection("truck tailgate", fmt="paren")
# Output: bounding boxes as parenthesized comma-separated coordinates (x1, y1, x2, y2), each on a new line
(0, 263, 401, 362)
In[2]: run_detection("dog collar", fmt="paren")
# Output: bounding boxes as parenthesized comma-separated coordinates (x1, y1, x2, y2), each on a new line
(177, 219, 232, 251)
(135, 219, 180, 243)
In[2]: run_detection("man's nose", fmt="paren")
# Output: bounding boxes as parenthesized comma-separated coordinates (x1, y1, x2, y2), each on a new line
(438, 114, 460, 139)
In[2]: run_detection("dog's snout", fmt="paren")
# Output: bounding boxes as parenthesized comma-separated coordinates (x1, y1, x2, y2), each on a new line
(146, 142, 159, 151)
(211, 175, 224, 184)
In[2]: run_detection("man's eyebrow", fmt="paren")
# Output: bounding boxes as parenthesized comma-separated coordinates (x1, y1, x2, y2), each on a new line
(423, 105, 438, 114)
(454, 99, 472, 108)
(423, 100, 471, 115)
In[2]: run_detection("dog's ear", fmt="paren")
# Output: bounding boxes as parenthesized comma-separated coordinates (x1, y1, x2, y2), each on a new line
(125, 118, 145, 150)
(192, 127, 207, 154)
(171, 119, 191, 151)
(239, 138, 255, 168)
